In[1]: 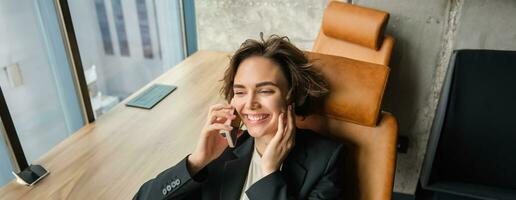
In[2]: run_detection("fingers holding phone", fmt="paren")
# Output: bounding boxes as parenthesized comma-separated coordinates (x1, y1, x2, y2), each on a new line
(222, 98, 244, 148)
(222, 108, 243, 148)
(189, 103, 236, 174)
(207, 104, 235, 125)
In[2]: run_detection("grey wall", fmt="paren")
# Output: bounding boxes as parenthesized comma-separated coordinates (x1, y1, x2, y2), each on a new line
(195, 0, 329, 51)
(194, 0, 516, 195)
(354, 0, 458, 194)
(454, 0, 516, 50)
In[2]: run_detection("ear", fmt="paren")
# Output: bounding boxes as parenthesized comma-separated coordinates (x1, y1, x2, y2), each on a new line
(285, 88, 294, 105)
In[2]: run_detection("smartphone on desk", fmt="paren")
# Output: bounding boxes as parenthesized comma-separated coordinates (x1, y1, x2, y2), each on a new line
(12, 165, 49, 186)
(223, 109, 242, 148)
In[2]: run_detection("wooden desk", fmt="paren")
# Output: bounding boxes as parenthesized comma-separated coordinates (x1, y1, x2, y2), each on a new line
(0, 51, 232, 199)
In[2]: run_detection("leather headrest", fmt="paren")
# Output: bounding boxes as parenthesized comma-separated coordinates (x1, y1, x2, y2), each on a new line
(306, 52, 389, 127)
(322, 1, 389, 50)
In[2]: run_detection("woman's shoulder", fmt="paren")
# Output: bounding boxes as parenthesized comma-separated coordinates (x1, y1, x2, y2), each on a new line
(295, 128, 342, 153)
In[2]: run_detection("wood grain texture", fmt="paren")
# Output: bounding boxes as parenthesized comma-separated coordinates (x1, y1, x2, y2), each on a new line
(0, 51, 232, 200)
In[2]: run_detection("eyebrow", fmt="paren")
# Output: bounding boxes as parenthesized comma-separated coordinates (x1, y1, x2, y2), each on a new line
(233, 81, 279, 89)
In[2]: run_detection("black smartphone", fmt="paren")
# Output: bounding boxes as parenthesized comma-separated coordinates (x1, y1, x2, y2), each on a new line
(12, 165, 49, 186)
(224, 109, 242, 148)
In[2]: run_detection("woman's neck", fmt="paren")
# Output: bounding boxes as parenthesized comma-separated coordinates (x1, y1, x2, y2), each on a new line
(254, 134, 273, 157)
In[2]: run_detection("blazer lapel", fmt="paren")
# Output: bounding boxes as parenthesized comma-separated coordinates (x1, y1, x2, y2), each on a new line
(219, 129, 308, 199)
(220, 134, 254, 200)
(281, 130, 307, 196)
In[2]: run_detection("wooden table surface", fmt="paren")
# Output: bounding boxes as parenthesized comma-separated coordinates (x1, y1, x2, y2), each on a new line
(0, 51, 232, 200)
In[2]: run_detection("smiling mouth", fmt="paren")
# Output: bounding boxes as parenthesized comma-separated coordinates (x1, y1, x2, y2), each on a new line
(244, 114, 271, 125)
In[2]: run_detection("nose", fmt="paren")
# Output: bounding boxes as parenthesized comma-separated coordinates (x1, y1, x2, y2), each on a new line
(244, 92, 260, 110)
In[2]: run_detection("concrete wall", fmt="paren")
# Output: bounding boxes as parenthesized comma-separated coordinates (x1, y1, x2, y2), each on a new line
(194, 0, 516, 194)
(195, 0, 329, 51)
(355, 0, 516, 194)
(454, 0, 516, 50)
(354, 0, 457, 194)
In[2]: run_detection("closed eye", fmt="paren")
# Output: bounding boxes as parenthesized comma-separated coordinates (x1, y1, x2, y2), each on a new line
(259, 90, 274, 94)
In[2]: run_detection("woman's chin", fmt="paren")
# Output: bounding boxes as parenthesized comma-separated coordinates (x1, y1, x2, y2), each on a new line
(247, 127, 272, 138)
(247, 128, 264, 138)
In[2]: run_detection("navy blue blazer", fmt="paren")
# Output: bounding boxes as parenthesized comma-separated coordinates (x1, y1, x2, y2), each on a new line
(133, 128, 344, 200)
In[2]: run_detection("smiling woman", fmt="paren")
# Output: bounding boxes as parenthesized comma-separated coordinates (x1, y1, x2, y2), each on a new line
(133, 35, 345, 200)
(221, 34, 329, 117)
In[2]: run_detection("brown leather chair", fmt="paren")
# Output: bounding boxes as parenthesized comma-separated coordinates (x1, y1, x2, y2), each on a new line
(296, 2, 398, 200)
(298, 52, 398, 200)
(312, 1, 394, 66)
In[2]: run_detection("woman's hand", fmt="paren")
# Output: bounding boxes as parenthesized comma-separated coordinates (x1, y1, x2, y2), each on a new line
(188, 103, 235, 175)
(261, 105, 296, 176)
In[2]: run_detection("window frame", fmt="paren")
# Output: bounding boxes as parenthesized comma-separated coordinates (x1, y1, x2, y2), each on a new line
(0, 0, 197, 178)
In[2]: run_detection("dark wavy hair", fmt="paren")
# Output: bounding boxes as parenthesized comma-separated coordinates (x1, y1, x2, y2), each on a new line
(220, 34, 329, 117)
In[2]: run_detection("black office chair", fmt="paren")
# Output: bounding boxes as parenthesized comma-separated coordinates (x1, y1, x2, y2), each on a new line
(421, 50, 516, 199)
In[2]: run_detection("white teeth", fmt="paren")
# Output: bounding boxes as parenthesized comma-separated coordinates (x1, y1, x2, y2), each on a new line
(246, 114, 268, 121)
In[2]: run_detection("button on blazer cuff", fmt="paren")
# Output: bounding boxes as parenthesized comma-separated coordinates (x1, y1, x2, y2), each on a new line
(133, 156, 207, 200)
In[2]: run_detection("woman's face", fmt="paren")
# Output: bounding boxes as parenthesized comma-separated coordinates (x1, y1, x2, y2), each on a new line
(232, 56, 289, 139)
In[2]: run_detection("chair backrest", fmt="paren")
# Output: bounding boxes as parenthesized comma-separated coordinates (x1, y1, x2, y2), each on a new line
(299, 3, 398, 199)
(305, 52, 389, 127)
(297, 52, 398, 200)
(313, 1, 394, 66)
(421, 50, 516, 199)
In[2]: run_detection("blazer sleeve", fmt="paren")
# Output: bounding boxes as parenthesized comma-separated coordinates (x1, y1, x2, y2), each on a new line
(245, 145, 344, 200)
(132, 155, 209, 200)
